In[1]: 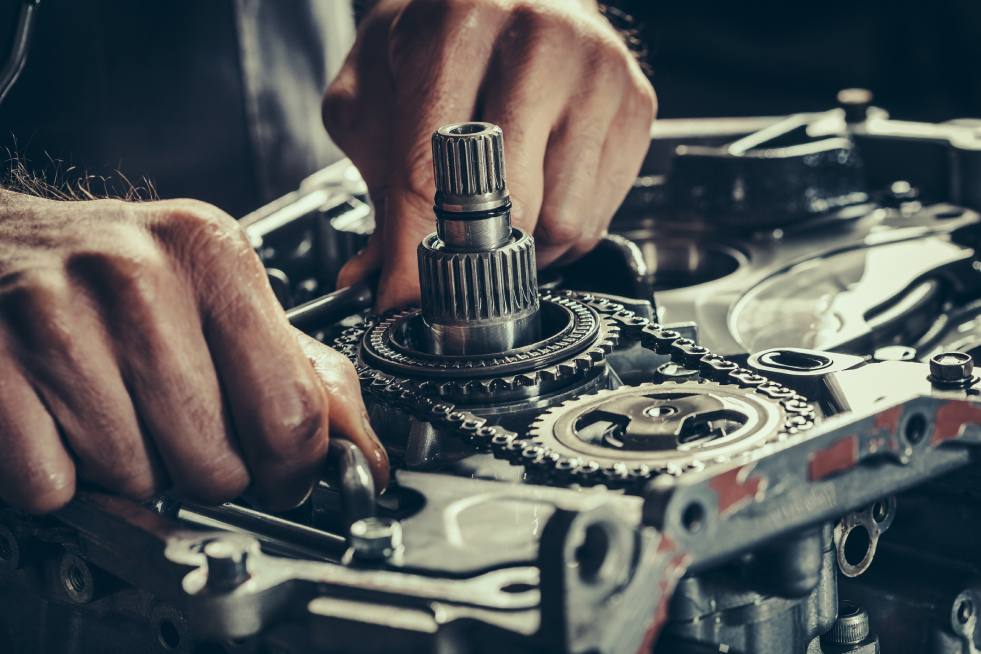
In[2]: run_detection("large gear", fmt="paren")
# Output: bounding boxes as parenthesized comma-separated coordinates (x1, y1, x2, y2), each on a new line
(336, 291, 622, 404)
(526, 381, 800, 484)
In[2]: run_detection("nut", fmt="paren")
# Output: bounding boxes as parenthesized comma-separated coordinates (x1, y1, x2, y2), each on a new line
(349, 517, 403, 561)
(929, 351, 974, 385)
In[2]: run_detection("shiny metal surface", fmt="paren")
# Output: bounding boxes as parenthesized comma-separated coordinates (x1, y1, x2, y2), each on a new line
(432, 122, 508, 214)
(418, 122, 542, 356)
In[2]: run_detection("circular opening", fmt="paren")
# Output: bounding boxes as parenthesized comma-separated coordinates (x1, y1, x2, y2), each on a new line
(904, 413, 928, 445)
(759, 349, 832, 372)
(843, 525, 872, 567)
(617, 234, 743, 291)
(644, 405, 679, 419)
(575, 524, 611, 583)
(64, 564, 88, 596)
(957, 599, 975, 624)
(681, 502, 706, 534)
(158, 619, 181, 650)
(871, 501, 890, 523)
(446, 123, 488, 136)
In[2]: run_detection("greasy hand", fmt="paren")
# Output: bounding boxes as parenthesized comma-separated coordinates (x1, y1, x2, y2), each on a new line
(325, 0, 656, 310)
(0, 191, 388, 514)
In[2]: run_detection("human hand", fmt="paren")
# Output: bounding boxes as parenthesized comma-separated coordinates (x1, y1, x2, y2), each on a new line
(324, 0, 656, 310)
(0, 190, 388, 513)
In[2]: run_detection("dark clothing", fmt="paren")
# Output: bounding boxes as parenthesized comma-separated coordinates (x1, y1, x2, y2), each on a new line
(0, 0, 353, 217)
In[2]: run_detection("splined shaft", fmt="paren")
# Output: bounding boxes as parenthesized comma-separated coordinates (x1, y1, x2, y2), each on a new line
(419, 122, 541, 356)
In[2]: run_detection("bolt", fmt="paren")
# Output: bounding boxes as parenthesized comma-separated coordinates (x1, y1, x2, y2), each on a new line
(204, 539, 250, 591)
(837, 88, 874, 124)
(929, 351, 975, 387)
(349, 517, 403, 561)
(822, 601, 879, 653)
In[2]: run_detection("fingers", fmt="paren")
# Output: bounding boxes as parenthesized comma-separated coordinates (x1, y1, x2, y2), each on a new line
(352, 2, 504, 311)
(68, 234, 251, 505)
(477, 8, 581, 236)
(0, 351, 75, 513)
(151, 200, 331, 511)
(0, 268, 160, 501)
(296, 332, 390, 491)
(336, 231, 383, 291)
(536, 34, 654, 267)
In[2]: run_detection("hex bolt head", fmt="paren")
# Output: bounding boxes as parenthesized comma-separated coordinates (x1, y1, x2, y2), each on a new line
(204, 539, 250, 590)
(349, 517, 403, 561)
(929, 351, 975, 386)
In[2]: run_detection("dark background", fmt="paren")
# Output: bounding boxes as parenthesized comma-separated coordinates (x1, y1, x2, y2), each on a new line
(0, 1, 979, 214)
(620, 0, 981, 121)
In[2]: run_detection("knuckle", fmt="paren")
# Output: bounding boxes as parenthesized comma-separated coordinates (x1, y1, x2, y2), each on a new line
(626, 80, 658, 124)
(260, 381, 328, 462)
(147, 200, 256, 275)
(67, 228, 171, 305)
(149, 199, 243, 248)
(11, 468, 76, 514)
(0, 269, 74, 348)
(179, 454, 250, 505)
(322, 79, 358, 142)
(509, 1, 553, 31)
(535, 217, 586, 247)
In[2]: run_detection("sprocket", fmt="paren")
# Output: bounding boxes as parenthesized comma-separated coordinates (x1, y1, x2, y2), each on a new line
(525, 380, 806, 486)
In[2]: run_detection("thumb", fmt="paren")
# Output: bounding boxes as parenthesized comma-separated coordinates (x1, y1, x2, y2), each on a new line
(337, 234, 383, 290)
(373, 186, 436, 312)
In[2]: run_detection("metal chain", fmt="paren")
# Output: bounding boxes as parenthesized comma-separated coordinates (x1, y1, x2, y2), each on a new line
(334, 291, 816, 491)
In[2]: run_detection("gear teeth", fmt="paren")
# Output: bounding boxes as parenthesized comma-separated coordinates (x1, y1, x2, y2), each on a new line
(517, 372, 539, 387)
(524, 380, 806, 491)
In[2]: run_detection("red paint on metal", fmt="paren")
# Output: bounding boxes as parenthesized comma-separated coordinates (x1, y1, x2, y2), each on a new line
(874, 405, 903, 433)
(807, 435, 858, 481)
(708, 466, 764, 515)
(931, 401, 981, 445)
(639, 544, 691, 654)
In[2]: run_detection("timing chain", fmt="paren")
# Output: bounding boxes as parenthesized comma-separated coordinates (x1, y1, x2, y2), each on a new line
(333, 291, 816, 490)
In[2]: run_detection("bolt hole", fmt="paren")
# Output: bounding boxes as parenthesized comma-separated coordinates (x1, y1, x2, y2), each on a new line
(574, 524, 610, 583)
(64, 564, 87, 595)
(500, 582, 536, 594)
(871, 501, 890, 523)
(158, 619, 181, 650)
(843, 526, 872, 567)
(681, 502, 706, 534)
(958, 599, 975, 624)
(904, 413, 928, 445)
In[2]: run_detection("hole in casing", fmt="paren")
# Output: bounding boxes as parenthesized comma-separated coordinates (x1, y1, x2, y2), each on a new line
(759, 349, 832, 371)
(843, 525, 872, 567)
(682, 502, 706, 533)
(904, 413, 928, 445)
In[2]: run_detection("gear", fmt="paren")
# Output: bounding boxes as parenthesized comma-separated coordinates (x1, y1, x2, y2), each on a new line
(525, 380, 804, 487)
(341, 291, 621, 404)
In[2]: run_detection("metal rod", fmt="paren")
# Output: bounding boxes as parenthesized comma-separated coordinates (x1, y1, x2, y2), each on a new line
(286, 280, 374, 331)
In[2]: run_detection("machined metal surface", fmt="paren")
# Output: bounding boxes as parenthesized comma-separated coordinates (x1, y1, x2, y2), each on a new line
(6, 108, 981, 654)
